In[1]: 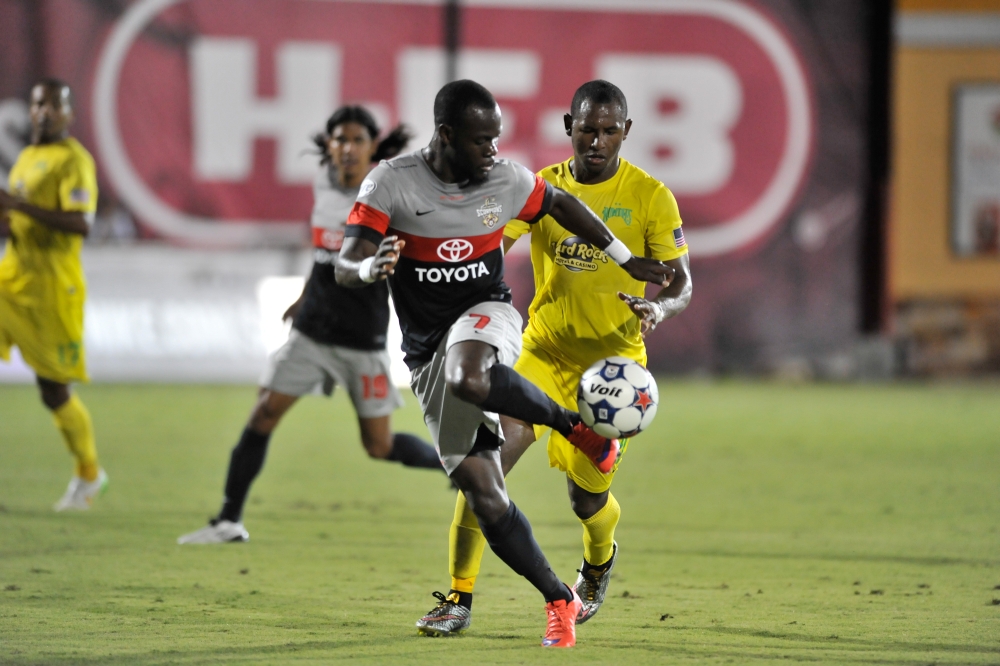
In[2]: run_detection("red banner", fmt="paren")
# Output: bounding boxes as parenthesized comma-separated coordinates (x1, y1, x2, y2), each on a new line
(0, 0, 877, 373)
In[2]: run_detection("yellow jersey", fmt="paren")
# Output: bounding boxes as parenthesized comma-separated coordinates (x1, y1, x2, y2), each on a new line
(1, 137, 97, 307)
(505, 157, 686, 369)
(0, 138, 97, 381)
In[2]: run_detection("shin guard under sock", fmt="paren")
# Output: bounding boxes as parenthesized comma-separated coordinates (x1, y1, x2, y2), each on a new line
(388, 433, 444, 471)
(218, 427, 271, 523)
(478, 502, 571, 603)
(479, 364, 575, 436)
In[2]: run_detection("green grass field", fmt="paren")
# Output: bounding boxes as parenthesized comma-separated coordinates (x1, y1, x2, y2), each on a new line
(0, 381, 998, 665)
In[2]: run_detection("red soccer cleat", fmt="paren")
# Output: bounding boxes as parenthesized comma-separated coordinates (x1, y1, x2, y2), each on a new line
(567, 421, 620, 474)
(542, 586, 583, 648)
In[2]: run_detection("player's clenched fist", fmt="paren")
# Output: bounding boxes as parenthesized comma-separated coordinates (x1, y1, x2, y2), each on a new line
(621, 256, 674, 288)
(371, 236, 405, 279)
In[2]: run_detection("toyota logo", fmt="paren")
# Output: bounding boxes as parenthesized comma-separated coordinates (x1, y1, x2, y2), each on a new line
(436, 238, 474, 262)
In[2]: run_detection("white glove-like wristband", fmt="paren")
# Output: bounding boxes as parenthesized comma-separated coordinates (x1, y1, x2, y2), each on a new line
(605, 238, 632, 266)
(651, 300, 668, 325)
(358, 256, 377, 283)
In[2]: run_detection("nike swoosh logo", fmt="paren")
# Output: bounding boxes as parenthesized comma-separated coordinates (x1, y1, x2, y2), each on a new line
(416, 209, 434, 216)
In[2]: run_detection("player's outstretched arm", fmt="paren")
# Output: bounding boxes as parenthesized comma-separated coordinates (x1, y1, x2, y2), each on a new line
(335, 235, 404, 288)
(618, 253, 692, 337)
(0, 190, 90, 236)
(547, 188, 674, 287)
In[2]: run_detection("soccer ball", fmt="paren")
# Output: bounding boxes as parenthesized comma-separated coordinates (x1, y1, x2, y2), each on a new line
(577, 356, 658, 439)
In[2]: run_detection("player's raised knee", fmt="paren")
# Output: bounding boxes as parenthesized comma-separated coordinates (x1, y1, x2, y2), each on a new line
(445, 364, 491, 405)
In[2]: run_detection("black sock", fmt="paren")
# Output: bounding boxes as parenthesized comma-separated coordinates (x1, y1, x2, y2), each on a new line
(217, 427, 271, 523)
(449, 590, 473, 610)
(477, 502, 572, 604)
(479, 364, 575, 436)
(387, 433, 444, 471)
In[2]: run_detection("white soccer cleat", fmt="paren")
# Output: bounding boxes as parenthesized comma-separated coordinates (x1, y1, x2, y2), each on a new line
(53, 468, 109, 512)
(177, 519, 249, 544)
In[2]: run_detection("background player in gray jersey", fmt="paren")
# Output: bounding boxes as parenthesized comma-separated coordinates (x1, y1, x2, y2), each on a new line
(337, 81, 673, 647)
(179, 106, 442, 545)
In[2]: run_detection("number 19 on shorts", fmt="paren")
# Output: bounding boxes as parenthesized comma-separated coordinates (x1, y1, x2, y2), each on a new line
(361, 374, 389, 400)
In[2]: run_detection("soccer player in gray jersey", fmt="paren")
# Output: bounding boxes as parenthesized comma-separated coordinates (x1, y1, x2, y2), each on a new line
(336, 81, 674, 648)
(179, 106, 442, 546)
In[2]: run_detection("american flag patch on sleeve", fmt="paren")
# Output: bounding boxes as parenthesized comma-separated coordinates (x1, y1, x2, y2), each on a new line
(69, 189, 91, 204)
(673, 227, 687, 248)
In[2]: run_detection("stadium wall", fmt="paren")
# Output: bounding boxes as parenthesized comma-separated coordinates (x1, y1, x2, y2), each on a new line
(0, 0, 892, 380)
(892, 0, 1000, 374)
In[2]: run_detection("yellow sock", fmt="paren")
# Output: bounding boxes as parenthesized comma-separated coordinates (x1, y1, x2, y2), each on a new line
(581, 492, 620, 566)
(449, 492, 487, 593)
(52, 394, 99, 482)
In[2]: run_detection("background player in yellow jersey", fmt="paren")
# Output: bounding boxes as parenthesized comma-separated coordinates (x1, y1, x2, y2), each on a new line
(0, 79, 106, 511)
(417, 80, 692, 635)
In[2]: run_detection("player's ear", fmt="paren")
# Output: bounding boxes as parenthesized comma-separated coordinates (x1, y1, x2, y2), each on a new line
(563, 113, 573, 136)
(623, 118, 632, 140)
(438, 123, 454, 147)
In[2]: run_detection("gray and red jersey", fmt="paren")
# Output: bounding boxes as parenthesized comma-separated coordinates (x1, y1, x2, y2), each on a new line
(293, 167, 390, 350)
(344, 151, 553, 369)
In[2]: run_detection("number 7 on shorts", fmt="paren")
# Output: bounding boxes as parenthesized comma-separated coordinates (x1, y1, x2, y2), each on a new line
(468, 313, 491, 330)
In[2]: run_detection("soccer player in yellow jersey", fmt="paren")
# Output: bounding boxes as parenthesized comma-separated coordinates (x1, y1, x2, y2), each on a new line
(0, 79, 107, 511)
(416, 80, 692, 635)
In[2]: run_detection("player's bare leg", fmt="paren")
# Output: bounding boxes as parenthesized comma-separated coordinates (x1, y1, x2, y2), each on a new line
(36, 376, 70, 410)
(568, 478, 608, 520)
(358, 415, 443, 470)
(499, 417, 536, 474)
(248, 388, 299, 434)
(358, 415, 393, 458)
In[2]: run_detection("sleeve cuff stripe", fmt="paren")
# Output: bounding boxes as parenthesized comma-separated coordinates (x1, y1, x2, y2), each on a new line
(516, 178, 552, 222)
(344, 225, 385, 246)
(347, 202, 390, 234)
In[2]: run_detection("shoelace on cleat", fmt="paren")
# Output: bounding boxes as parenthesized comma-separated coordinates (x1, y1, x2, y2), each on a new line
(576, 568, 604, 602)
(424, 591, 458, 619)
(546, 602, 571, 636)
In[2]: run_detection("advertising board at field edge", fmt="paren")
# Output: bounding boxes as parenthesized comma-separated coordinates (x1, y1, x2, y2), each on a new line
(92, 0, 814, 256)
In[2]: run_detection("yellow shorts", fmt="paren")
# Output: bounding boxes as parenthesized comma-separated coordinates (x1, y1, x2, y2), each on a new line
(514, 339, 630, 494)
(0, 288, 88, 384)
